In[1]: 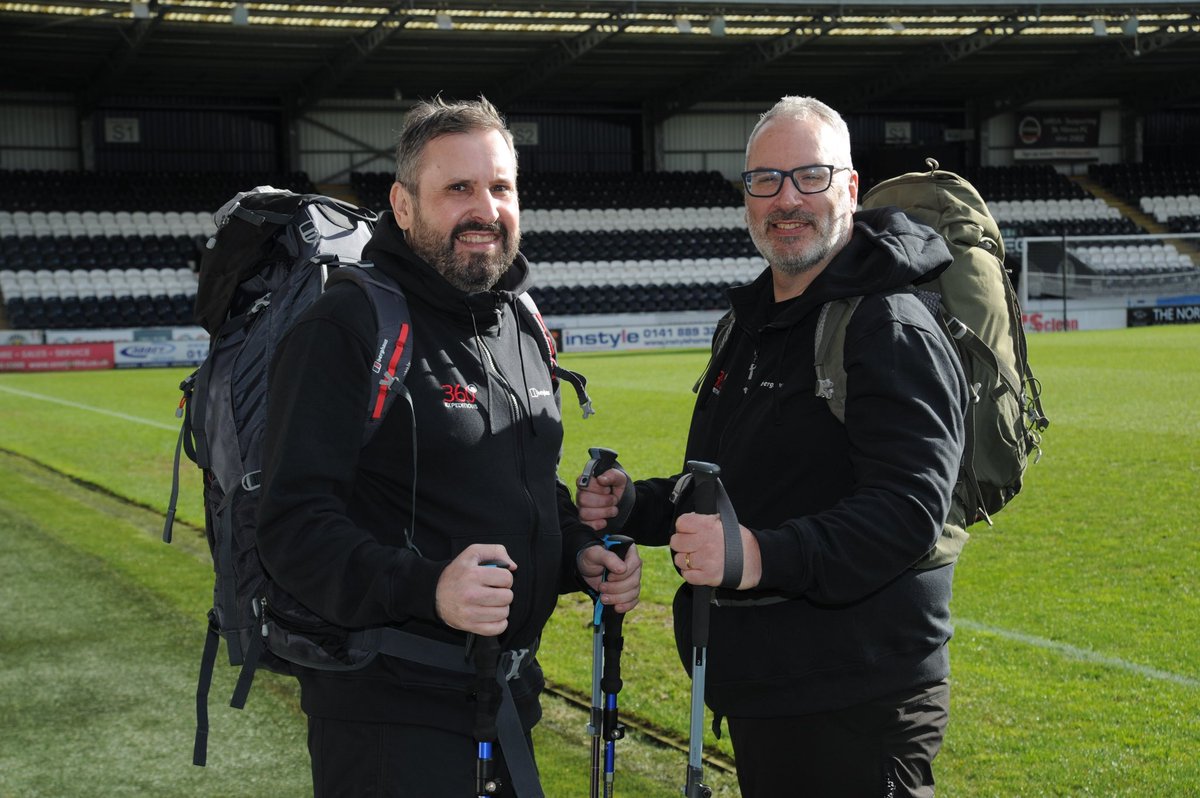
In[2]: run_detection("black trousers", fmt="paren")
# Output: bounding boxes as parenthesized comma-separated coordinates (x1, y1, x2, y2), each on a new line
(307, 716, 534, 798)
(727, 679, 950, 798)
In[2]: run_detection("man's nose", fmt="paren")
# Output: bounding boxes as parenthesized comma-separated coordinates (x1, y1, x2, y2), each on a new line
(468, 190, 501, 223)
(773, 175, 808, 206)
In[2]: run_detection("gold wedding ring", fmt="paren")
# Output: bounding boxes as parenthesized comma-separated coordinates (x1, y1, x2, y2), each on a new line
(685, 553, 692, 570)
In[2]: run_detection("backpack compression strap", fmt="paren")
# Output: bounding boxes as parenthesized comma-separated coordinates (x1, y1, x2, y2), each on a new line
(813, 296, 864, 423)
(323, 265, 414, 444)
(323, 264, 421, 554)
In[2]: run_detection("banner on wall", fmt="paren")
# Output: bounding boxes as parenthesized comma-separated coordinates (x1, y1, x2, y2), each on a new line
(0, 342, 115, 372)
(113, 340, 210, 368)
(1127, 304, 1200, 326)
(555, 320, 719, 353)
(1013, 112, 1101, 161)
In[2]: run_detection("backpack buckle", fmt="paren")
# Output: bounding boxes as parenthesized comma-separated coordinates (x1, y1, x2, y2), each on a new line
(503, 648, 529, 681)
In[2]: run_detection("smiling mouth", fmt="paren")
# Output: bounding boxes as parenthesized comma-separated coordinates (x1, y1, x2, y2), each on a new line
(457, 232, 498, 244)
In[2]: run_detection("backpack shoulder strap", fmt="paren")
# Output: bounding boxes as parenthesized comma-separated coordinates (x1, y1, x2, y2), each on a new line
(516, 292, 594, 419)
(323, 264, 413, 445)
(813, 296, 864, 423)
(693, 308, 736, 397)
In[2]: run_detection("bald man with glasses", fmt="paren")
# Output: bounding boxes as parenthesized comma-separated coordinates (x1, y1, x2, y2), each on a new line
(578, 96, 969, 796)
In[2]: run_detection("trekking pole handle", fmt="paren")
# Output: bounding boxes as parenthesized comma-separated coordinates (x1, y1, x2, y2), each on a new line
(685, 460, 719, 649)
(579, 446, 619, 488)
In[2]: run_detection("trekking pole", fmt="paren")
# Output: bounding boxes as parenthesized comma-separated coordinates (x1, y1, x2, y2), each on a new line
(467, 561, 505, 798)
(599, 535, 632, 798)
(471, 634, 503, 797)
(683, 460, 719, 798)
(578, 447, 631, 798)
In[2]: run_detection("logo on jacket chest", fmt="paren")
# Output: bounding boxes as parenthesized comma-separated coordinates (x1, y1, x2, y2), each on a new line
(442, 382, 479, 408)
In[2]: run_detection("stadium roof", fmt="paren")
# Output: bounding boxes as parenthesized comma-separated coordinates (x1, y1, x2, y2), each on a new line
(2, 1, 1199, 119)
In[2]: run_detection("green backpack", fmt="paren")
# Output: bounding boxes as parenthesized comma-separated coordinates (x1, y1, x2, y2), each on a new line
(818, 158, 1049, 566)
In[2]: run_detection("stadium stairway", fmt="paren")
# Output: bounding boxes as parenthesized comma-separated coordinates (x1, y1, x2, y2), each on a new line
(1071, 175, 1199, 263)
(1072, 175, 1164, 234)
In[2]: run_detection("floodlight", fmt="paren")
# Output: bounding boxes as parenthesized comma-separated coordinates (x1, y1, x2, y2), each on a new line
(1091, 18, 1107, 37)
(130, 1, 150, 20)
(675, 17, 693, 34)
(709, 15, 725, 37)
(1121, 16, 1139, 37)
(436, 13, 453, 30)
(231, 3, 249, 26)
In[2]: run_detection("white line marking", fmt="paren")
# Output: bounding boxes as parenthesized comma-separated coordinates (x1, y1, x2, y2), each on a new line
(957, 618, 1200, 687)
(0, 384, 178, 432)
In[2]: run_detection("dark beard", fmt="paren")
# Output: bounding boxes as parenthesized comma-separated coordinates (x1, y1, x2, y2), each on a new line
(410, 219, 519, 293)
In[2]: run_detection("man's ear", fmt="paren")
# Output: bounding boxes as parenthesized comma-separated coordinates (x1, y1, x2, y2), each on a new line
(389, 181, 413, 229)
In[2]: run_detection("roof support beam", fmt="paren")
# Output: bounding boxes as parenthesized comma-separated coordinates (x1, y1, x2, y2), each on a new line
(491, 7, 635, 108)
(291, 4, 413, 116)
(987, 22, 1196, 116)
(1129, 22, 1200, 112)
(78, 11, 161, 114)
(840, 19, 1030, 112)
(649, 17, 839, 124)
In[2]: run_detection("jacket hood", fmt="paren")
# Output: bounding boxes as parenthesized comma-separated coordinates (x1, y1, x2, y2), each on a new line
(730, 205, 952, 327)
(362, 212, 533, 331)
(818, 206, 952, 300)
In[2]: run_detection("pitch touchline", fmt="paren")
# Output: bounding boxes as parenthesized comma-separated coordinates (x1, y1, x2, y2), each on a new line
(0, 383, 179, 432)
(956, 618, 1200, 687)
(3, 383, 1195, 689)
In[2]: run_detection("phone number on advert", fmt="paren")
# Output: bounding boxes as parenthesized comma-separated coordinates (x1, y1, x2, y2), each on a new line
(639, 326, 716, 340)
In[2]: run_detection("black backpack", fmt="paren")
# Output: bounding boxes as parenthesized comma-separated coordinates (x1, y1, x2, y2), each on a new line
(163, 188, 589, 776)
(163, 188, 415, 766)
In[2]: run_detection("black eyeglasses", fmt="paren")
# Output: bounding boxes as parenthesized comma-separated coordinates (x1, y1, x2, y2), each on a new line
(740, 165, 850, 197)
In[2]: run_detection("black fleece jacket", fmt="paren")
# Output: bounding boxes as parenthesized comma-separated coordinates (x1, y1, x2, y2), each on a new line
(256, 213, 597, 730)
(623, 207, 970, 720)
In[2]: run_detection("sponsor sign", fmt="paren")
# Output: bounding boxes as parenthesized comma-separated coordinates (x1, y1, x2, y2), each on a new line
(44, 326, 209, 345)
(1013, 111, 1101, 161)
(1022, 312, 1080, 333)
(558, 321, 718, 353)
(0, 342, 115, 372)
(113, 340, 210, 368)
(1127, 304, 1200, 327)
(0, 329, 44, 346)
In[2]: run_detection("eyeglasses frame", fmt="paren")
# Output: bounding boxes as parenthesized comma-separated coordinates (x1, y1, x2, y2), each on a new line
(740, 164, 851, 198)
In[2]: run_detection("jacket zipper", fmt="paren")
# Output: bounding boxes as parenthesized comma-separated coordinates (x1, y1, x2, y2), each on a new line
(478, 335, 540, 639)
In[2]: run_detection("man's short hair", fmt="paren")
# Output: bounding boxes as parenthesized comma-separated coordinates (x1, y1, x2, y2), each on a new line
(746, 96, 853, 169)
(394, 95, 516, 186)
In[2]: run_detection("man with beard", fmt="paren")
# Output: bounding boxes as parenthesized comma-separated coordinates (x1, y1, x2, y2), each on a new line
(257, 96, 641, 797)
(577, 95, 968, 796)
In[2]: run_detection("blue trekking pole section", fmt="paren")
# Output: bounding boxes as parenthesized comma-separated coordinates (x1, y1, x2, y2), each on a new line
(579, 447, 633, 798)
(683, 460, 719, 798)
(467, 561, 505, 797)
(596, 533, 632, 798)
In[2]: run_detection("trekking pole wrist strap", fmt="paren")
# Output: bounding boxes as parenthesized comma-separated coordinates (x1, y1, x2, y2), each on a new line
(677, 466, 744, 590)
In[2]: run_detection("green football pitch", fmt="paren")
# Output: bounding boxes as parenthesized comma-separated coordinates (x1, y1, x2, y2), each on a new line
(1, 324, 1197, 796)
